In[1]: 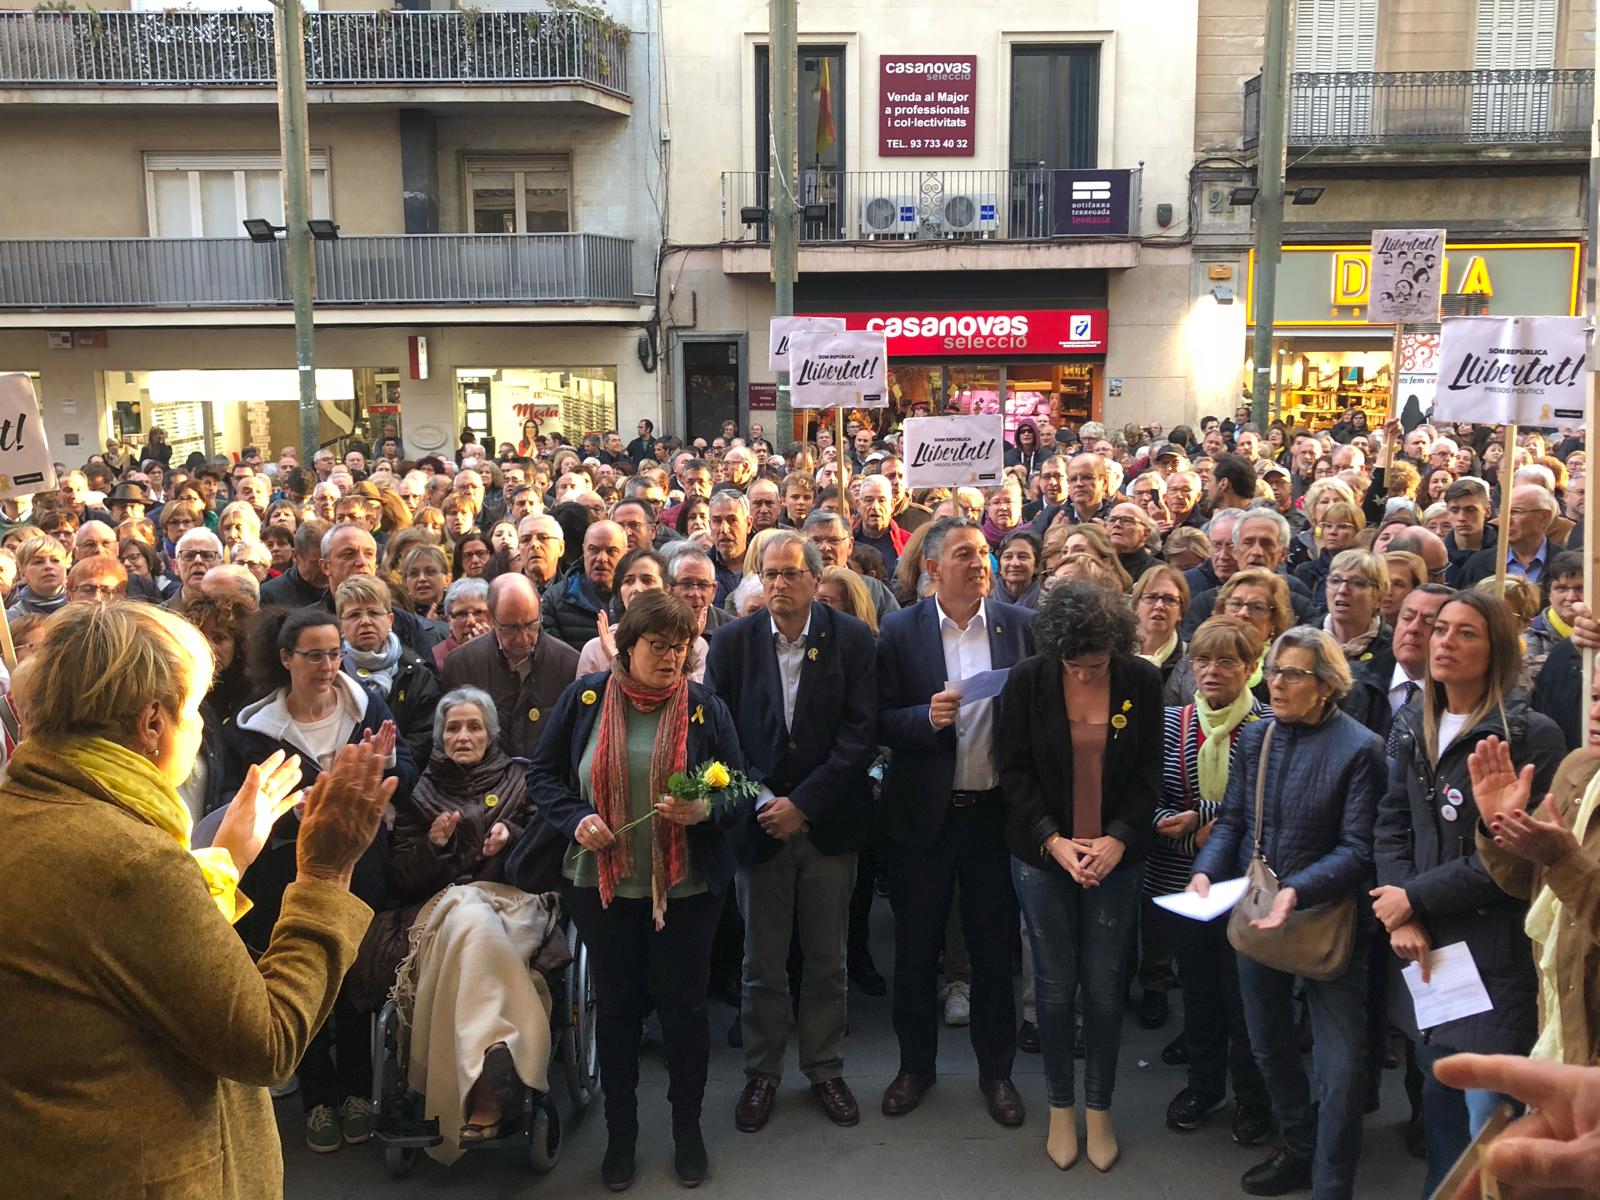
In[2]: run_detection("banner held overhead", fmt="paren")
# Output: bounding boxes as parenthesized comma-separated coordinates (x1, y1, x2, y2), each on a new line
(902, 414, 1005, 487)
(788, 330, 890, 409)
(1433, 316, 1589, 430)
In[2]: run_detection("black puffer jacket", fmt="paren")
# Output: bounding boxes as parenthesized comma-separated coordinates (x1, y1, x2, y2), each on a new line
(1375, 692, 1565, 1052)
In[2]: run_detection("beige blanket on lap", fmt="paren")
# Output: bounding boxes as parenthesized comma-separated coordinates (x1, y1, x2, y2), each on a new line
(395, 881, 562, 1165)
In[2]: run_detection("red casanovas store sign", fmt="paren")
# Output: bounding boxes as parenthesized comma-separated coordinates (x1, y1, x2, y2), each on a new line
(807, 309, 1108, 356)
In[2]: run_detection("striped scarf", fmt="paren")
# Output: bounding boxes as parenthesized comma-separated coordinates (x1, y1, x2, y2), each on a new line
(592, 660, 690, 929)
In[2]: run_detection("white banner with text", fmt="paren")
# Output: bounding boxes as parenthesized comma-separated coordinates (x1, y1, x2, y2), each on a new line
(0, 375, 57, 499)
(788, 330, 890, 409)
(1367, 228, 1446, 324)
(901, 413, 1005, 487)
(1433, 316, 1588, 430)
(767, 316, 846, 374)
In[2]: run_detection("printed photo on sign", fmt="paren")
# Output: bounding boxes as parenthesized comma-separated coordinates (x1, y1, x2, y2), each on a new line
(1433, 316, 1588, 430)
(901, 414, 1005, 487)
(1367, 228, 1446, 325)
(767, 316, 846, 374)
(0, 374, 57, 500)
(788, 330, 890, 409)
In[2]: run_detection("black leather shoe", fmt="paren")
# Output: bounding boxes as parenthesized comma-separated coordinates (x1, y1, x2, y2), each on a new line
(1241, 1148, 1313, 1196)
(848, 953, 888, 998)
(673, 1123, 708, 1188)
(734, 1077, 777, 1133)
(1017, 1020, 1041, 1054)
(978, 1077, 1026, 1128)
(1138, 990, 1170, 1030)
(881, 1072, 935, 1116)
(1232, 1105, 1273, 1146)
(601, 1133, 637, 1192)
(1160, 1033, 1189, 1066)
(1166, 1087, 1226, 1131)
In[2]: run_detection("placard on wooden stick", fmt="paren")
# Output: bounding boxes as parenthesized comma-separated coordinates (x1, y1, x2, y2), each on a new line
(0, 374, 59, 669)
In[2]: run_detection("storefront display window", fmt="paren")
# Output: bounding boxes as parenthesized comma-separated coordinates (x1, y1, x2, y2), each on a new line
(455, 367, 618, 450)
(1274, 343, 1392, 431)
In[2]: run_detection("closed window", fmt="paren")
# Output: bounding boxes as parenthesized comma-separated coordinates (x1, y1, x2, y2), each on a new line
(465, 156, 571, 234)
(1009, 46, 1098, 170)
(145, 152, 331, 238)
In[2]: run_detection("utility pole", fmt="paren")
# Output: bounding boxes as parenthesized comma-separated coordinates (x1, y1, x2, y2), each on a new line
(274, 0, 319, 463)
(1249, 0, 1291, 431)
(770, 0, 798, 446)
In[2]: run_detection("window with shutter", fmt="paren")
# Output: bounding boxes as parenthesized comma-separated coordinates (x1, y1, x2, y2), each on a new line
(463, 155, 572, 234)
(1472, 0, 1556, 136)
(1291, 0, 1377, 141)
(144, 151, 331, 238)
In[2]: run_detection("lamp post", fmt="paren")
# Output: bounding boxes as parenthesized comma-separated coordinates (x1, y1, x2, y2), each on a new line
(1248, 0, 1291, 432)
(273, 0, 318, 464)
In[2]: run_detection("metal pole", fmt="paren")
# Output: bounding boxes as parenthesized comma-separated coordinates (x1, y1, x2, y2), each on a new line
(770, 0, 798, 448)
(275, 0, 319, 463)
(1584, 22, 1599, 743)
(1249, 0, 1291, 431)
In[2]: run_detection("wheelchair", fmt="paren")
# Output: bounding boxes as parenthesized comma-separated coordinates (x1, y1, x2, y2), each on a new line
(371, 917, 600, 1179)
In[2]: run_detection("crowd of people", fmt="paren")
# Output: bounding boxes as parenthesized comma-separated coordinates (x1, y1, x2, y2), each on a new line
(3, 404, 1600, 1200)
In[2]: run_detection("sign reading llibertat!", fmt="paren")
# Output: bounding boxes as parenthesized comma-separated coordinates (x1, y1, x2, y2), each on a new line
(768, 316, 846, 374)
(1367, 228, 1446, 324)
(0, 374, 57, 499)
(1433, 316, 1588, 430)
(902, 414, 1005, 487)
(787, 330, 889, 409)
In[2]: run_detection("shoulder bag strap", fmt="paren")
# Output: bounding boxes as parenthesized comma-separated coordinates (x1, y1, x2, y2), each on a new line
(1180, 704, 1195, 808)
(1252, 723, 1275, 862)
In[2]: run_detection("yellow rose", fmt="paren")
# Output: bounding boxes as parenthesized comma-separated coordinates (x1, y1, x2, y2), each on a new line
(704, 761, 732, 790)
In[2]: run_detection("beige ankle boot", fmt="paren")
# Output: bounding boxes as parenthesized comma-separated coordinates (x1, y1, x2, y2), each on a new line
(1085, 1107, 1119, 1172)
(1046, 1106, 1078, 1170)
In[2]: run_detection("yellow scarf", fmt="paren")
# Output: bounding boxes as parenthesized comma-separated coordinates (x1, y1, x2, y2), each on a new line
(1525, 765, 1600, 1063)
(1193, 690, 1258, 803)
(1545, 605, 1574, 640)
(1137, 630, 1180, 669)
(60, 737, 250, 924)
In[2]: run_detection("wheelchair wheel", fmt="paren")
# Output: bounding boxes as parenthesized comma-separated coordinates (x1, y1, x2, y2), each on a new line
(526, 1092, 562, 1174)
(563, 937, 600, 1112)
(384, 1146, 417, 1179)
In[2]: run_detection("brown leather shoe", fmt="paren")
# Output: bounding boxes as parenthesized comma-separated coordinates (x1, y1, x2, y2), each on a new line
(734, 1076, 777, 1133)
(880, 1071, 935, 1116)
(812, 1078, 861, 1127)
(980, 1077, 1026, 1127)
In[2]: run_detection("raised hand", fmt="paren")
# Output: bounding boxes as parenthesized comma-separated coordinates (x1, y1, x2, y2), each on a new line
(428, 809, 462, 849)
(1467, 736, 1535, 826)
(1250, 885, 1298, 931)
(1492, 802, 1579, 867)
(211, 751, 303, 874)
(296, 740, 397, 886)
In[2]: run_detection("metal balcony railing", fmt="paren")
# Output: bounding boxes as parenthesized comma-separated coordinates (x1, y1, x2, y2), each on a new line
(722, 168, 1139, 242)
(0, 233, 637, 309)
(0, 9, 629, 94)
(1243, 68, 1593, 149)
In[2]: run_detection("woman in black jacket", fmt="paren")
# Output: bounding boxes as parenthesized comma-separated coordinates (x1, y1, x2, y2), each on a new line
(333, 574, 442, 766)
(525, 591, 743, 1191)
(1374, 591, 1565, 1194)
(998, 581, 1163, 1173)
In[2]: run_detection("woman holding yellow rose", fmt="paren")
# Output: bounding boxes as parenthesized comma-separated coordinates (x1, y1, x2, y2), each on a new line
(527, 590, 745, 1191)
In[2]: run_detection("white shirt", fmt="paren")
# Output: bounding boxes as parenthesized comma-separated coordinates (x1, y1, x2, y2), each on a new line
(755, 611, 812, 810)
(1438, 710, 1470, 755)
(1388, 662, 1423, 715)
(936, 595, 997, 791)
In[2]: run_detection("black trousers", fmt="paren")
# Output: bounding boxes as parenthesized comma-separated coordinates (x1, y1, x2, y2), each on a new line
(847, 837, 883, 961)
(1166, 909, 1268, 1113)
(299, 990, 370, 1113)
(563, 883, 721, 1135)
(888, 800, 1018, 1080)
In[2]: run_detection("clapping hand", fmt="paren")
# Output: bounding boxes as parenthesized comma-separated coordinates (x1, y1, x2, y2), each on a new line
(360, 720, 398, 762)
(427, 810, 461, 848)
(596, 613, 618, 663)
(1467, 736, 1537, 826)
(213, 750, 304, 874)
(1492, 803, 1579, 867)
(482, 821, 511, 858)
(296, 739, 398, 887)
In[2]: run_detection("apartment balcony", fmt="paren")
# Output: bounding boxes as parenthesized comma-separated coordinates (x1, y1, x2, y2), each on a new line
(718, 168, 1143, 275)
(0, 9, 630, 113)
(0, 233, 639, 324)
(1242, 69, 1593, 163)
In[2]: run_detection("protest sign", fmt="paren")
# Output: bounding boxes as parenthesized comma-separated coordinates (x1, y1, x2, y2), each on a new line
(767, 316, 846, 374)
(0, 374, 57, 499)
(1395, 330, 1441, 413)
(788, 330, 889, 409)
(1433, 316, 1588, 430)
(1368, 228, 1445, 324)
(901, 413, 1005, 487)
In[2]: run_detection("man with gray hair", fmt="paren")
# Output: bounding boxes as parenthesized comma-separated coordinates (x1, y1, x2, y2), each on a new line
(164, 527, 225, 612)
(667, 544, 734, 637)
(1458, 484, 1560, 586)
(707, 530, 879, 1133)
(310, 524, 442, 657)
(709, 490, 753, 604)
(802, 510, 901, 621)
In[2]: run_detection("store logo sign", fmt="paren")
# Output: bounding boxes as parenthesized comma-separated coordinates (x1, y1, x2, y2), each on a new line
(1068, 314, 1094, 342)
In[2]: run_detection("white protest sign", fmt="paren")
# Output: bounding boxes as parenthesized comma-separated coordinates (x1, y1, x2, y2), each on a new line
(902, 413, 1004, 487)
(1368, 228, 1446, 324)
(1433, 316, 1588, 430)
(1395, 330, 1440, 412)
(788, 330, 890, 409)
(767, 315, 846, 374)
(0, 374, 57, 499)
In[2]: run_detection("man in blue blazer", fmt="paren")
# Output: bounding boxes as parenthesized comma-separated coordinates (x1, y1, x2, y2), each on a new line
(706, 531, 878, 1133)
(875, 517, 1035, 1127)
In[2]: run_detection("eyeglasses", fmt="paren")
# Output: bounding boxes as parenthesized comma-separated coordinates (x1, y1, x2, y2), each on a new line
(1191, 655, 1244, 672)
(340, 607, 389, 623)
(449, 606, 490, 623)
(71, 583, 119, 599)
(290, 649, 340, 665)
(1508, 507, 1545, 518)
(760, 568, 811, 584)
(1138, 593, 1183, 608)
(1265, 665, 1317, 683)
(809, 535, 846, 548)
(1223, 598, 1271, 617)
(1105, 515, 1142, 527)
(1322, 522, 1359, 536)
(495, 619, 540, 637)
(640, 638, 690, 658)
(672, 578, 714, 593)
(178, 550, 221, 564)
(1325, 575, 1373, 592)
(522, 532, 561, 545)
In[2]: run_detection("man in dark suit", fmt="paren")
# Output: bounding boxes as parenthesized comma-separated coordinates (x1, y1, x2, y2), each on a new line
(875, 517, 1035, 1128)
(707, 531, 878, 1133)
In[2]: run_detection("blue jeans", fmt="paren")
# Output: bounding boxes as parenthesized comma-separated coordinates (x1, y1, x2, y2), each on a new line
(1415, 1040, 1512, 1197)
(1238, 934, 1370, 1200)
(1011, 855, 1143, 1110)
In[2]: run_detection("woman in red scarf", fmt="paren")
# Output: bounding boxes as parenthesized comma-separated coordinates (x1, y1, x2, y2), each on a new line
(527, 591, 744, 1192)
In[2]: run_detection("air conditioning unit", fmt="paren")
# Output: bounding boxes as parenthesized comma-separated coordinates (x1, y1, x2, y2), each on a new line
(937, 192, 999, 234)
(857, 193, 918, 237)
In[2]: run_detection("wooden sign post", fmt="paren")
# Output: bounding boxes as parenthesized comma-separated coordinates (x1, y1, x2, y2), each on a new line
(836, 402, 850, 522)
(1493, 423, 1519, 594)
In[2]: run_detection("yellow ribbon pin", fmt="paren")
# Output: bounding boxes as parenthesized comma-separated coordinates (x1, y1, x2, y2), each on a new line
(529, 707, 541, 722)
(1111, 714, 1128, 730)
(485, 793, 500, 808)
(807, 648, 819, 662)
(691, 704, 705, 725)
(1121, 699, 1133, 713)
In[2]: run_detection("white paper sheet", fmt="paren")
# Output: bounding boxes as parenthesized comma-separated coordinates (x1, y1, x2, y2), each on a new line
(1403, 942, 1495, 1031)
(1152, 876, 1250, 922)
(948, 668, 1010, 707)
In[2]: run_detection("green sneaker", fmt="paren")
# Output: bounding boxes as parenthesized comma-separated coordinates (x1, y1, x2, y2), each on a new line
(305, 1104, 341, 1154)
(339, 1095, 374, 1145)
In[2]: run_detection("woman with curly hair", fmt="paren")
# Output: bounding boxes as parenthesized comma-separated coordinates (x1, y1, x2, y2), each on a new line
(998, 580, 1163, 1173)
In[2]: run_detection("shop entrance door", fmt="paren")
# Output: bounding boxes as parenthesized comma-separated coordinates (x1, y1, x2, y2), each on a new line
(682, 339, 742, 441)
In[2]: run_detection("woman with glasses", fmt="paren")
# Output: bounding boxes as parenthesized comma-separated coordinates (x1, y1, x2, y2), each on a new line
(1317, 549, 1392, 668)
(1176, 568, 1294, 704)
(432, 576, 491, 671)
(234, 607, 415, 1154)
(451, 531, 493, 581)
(1294, 500, 1366, 608)
(528, 591, 744, 1189)
(1376, 591, 1564, 1194)
(1288, 478, 1357, 571)
(1153, 617, 1271, 1147)
(335, 576, 442, 767)
(399, 543, 451, 620)
(998, 581, 1163, 1173)
(1190, 627, 1386, 1200)
(1131, 564, 1190, 702)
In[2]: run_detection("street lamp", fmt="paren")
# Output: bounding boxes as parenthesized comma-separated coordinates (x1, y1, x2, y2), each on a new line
(1228, 186, 1260, 207)
(1290, 186, 1326, 206)
(306, 219, 341, 241)
(243, 218, 285, 243)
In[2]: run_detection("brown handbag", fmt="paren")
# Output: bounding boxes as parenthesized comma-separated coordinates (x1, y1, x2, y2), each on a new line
(1226, 723, 1357, 982)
